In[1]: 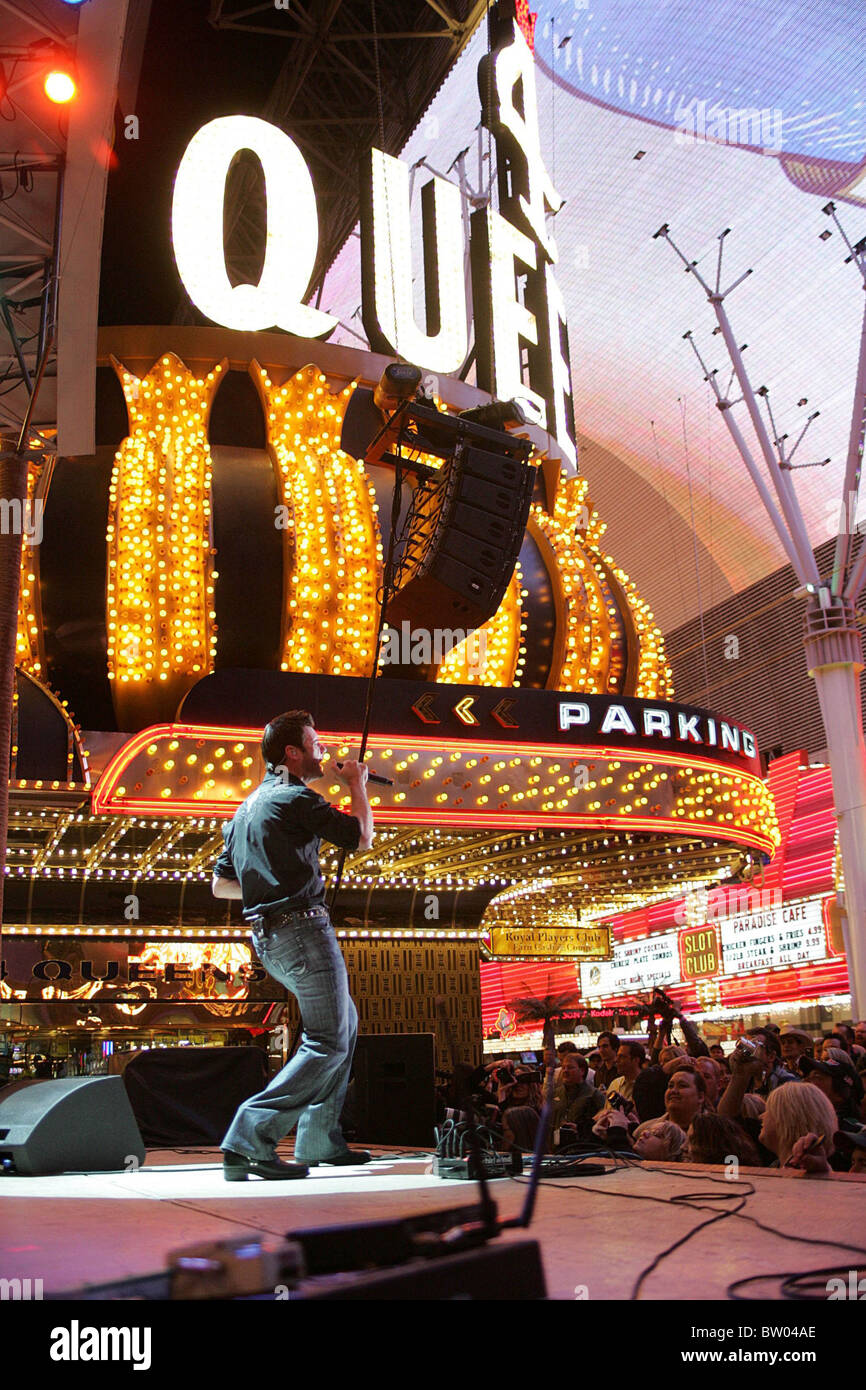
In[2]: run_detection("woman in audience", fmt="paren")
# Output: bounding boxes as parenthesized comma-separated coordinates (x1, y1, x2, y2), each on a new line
(663, 1063, 709, 1131)
(694, 1056, 722, 1108)
(686, 1112, 760, 1166)
(501, 1105, 540, 1153)
(498, 1068, 543, 1115)
(631, 1118, 688, 1161)
(592, 1064, 707, 1150)
(758, 1079, 838, 1173)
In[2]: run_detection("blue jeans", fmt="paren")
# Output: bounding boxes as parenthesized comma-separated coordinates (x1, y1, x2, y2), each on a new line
(221, 908, 358, 1163)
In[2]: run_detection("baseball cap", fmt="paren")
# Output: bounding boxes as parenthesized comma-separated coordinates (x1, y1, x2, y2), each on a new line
(833, 1126, 866, 1152)
(800, 1055, 858, 1087)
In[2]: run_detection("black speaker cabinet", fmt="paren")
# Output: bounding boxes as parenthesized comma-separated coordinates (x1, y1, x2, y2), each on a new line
(350, 1034, 436, 1148)
(123, 1046, 268, 1147)
(383, 443, 534, 677)
(0, 1076, 146, 1176)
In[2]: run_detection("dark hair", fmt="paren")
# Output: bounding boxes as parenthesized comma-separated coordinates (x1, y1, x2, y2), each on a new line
(261, 711, 314, 767)
(755, 1031, 782, 1060)
(619, 1040, 646, 1064)
(557, 1040, 578, 1054)
(598, 1032, 620, 1049)
(687, 1113, 759, 1166)
(668, 1062, 707, 1096)
(826, 1032, 850, 1054)
(502, 1106, 540, 1151)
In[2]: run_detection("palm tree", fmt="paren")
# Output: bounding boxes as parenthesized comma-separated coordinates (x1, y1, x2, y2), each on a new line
(507, 977, 583, 1059)
(506, 977, 584, 1183)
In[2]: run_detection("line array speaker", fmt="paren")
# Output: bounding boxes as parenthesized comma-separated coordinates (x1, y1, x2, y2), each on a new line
(383, 443, 534, 678)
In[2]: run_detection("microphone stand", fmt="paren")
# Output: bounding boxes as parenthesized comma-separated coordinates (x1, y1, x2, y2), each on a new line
(285, 403, 412, 1065)
(327, 397, 412, 913)
(499, 1022, 557, 1231)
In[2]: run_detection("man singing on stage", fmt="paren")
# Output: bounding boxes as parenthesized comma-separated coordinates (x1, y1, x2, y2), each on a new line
(212, 710, 374, 1180)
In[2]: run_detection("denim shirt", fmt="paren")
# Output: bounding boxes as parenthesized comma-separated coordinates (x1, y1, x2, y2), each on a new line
(213, 770, 361, 919)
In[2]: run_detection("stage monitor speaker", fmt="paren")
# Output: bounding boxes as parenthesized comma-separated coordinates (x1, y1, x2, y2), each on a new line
(0, 1076, 145, 1176)
(123, 1046, 268, 1147)
(349, 1034, 436, 1148)
(383, 442, 534, 677)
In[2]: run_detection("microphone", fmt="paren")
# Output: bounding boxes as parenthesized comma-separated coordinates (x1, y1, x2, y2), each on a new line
(335, 761, 393, 787)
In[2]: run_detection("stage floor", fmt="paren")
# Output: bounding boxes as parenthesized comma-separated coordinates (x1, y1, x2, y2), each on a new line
(2, 1146, 864, 1300)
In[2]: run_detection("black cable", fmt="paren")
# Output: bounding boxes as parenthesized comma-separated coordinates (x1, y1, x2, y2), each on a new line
(633, 1189, 750, 1299)
(729, 1265, 866, 1301)
(510, 1157, 866, 1299)
(509, 1166, 754, 1296)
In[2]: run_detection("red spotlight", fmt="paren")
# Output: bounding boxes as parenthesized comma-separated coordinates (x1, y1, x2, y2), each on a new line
(44, 65, 77, 104)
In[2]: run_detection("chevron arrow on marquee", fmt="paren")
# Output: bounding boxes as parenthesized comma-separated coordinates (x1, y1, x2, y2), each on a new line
(491, 698, 518, 728)
(453, 696, 479, 726)
(411, 694, 440, 724)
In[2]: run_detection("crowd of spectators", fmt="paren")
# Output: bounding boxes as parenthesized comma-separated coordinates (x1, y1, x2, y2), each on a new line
(452, 1002, 866, 1175)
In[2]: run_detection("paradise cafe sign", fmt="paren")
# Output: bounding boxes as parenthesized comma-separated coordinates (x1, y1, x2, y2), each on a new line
(170, 4, 577, 469)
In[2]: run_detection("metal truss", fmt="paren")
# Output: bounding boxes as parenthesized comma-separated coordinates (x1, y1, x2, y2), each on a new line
(0, 0, 77, 445)
(204, 0, 488, 301)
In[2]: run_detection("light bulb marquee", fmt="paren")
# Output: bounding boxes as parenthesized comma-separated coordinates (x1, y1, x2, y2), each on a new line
(93, 719, 774, 841)
(106, 354, 220, 725)
(72, 351, 673, 705)
(75, 708, 779, 929)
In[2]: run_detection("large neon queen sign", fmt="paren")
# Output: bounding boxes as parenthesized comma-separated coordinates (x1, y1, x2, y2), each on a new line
(171, 4, 577, 468)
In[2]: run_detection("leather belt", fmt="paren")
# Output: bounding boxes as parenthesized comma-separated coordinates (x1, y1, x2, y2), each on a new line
(249, 905, 328, 933)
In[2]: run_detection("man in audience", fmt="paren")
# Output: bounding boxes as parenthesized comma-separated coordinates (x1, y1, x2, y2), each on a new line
(603, 1041, 645, 1110)
(822, 1031, 851, 1059)
(744, 1029, 799, 1094)
(554, 1040, 579, 1084)
(593, 1032, 620, 1091)
(779, 1026, 814, 1074)
(551, 1052, 605, 1144)
(801, 1052, 863, 1126)
(833, 1127, 866, 1174)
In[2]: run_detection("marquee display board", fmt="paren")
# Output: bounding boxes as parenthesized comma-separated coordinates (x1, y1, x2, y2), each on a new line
(579, 895, 837, 1005)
